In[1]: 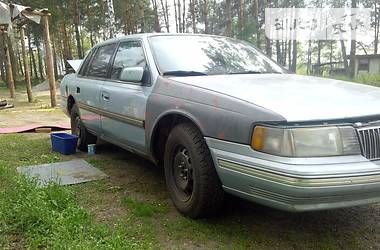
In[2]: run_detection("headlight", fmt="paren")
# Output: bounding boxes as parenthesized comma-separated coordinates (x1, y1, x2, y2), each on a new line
(251, 125, 361, 157)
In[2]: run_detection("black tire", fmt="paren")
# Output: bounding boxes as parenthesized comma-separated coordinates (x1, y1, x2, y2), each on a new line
(164, 123, 224, 218)
(70, 103, 97, 151)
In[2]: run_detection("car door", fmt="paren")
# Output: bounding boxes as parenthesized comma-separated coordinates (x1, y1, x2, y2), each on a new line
(75, 43, 117, 134)
(100, 40, 151, 154)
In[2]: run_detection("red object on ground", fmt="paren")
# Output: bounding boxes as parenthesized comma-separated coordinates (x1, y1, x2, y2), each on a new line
(0, 124, 71, 134)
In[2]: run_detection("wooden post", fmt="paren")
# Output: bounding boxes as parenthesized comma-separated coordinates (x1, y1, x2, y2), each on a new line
(1, 31, 16, 98)
(42, 15, 57, 107)
(20, 26, 33, 102)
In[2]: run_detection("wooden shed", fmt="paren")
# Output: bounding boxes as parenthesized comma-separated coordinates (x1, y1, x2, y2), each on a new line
(352, 54, 380, 76)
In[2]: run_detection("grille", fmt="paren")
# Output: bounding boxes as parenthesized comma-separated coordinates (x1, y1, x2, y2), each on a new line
(357, 126, 380, 160)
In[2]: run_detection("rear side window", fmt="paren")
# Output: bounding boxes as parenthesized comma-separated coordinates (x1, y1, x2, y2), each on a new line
(78, 49, 94, 76)
(87, 44, 116, 78)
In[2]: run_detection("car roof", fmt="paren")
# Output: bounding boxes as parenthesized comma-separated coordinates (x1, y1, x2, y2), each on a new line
(93, 33, 227, 47)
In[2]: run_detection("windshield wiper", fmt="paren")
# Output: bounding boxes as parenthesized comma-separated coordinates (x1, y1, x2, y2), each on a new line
(162, 70, 208, 77)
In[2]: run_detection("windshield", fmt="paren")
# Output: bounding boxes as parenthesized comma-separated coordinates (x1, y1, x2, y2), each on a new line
(149, 35, 285, 76)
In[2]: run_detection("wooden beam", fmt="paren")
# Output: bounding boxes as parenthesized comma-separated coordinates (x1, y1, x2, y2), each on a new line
(20, 26, 33, 102)
(1, 32, 15, 99)
(42, 15, 56, 107)
(20, 9, 51, 17)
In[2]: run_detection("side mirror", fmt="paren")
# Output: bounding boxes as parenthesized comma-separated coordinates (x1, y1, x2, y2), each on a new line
(119, 67, 144, 83)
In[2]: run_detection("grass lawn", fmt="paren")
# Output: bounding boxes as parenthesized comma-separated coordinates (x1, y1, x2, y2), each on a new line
(0, 134, 157, 249)
(0, 133, 379, 249)
(1, 74, 380, 249)
(0, 134, 257, 249)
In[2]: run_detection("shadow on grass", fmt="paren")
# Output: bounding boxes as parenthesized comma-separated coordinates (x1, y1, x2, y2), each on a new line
(87, 141, 378, 249)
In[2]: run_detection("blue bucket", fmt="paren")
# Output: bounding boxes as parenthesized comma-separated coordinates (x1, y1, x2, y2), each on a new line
(51, 133, 79, 155)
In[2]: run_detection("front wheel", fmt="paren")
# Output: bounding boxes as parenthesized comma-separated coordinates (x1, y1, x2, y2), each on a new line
(70, 103, 97, 151)
(164, 123, 224, 218)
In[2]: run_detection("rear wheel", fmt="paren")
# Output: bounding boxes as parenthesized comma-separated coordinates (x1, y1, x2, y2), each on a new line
(164, 123, 224, 218)
(70, 103, 97, 151)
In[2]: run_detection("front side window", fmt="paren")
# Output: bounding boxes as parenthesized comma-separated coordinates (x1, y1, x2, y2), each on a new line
(111, 40, 148, 83)
(149, 35, 285, 76)
(87, 43, 116, 78)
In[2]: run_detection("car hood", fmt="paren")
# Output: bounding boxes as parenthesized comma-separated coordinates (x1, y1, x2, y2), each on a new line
(171, 74, 380, 122)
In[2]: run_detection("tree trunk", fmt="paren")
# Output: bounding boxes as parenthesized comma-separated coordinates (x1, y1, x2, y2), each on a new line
(265, 38, 272, 57)
(238, 0, 244, 39)
(348, 0, 357, 78)
(27, 32, 39, 80)
(60, 21, 73, 73)
(80, 27, 85, 57)
(224, 0, 232, 37)
(288, 40, 292, 70)
(174, 0, 179, 32)
(276, 40, 282, 64)
(190, 0, 197, 33)
(210, 0, 217, 34)
(0, 38, 5, 82)
(57, 53, 62, 76)
(124, 1, 132, 35)
(36, 39, 44, 80)
(90, 32, 94, 48)
(2, 32, 15, 98)
(264, 0, 272, 57)
(316, 41, 322, 75)
(152, 0, 161, 32)
(20, 27, 32, 102)
(42, 16, 57, 108)
(0, 62, 5, 82)
(330, 41, 333, 71)
(177, 0, 182, 33)
(28, 38, 34, 80)
(16, 46, 24, 76)
(52, 39, 59, 79)
(307, 40, 312, 75)
(281, 40, 285, 65)
(317, 41, 322, 65)
(7, 36, 18, 81)
(182, 0, 186, 32)
(139, 0, 146, 33)
(160, 0, 170, 32)
(254, 0, 260, 48)
(375, 2, 379, 54)
(340, 40, 349, 74)
(73, 0, 83, 58)
(203, 0, 209, 34)
(291, 39, 297, 73)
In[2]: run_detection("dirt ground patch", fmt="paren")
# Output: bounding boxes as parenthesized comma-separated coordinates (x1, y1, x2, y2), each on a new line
(0, 89, 68, 128)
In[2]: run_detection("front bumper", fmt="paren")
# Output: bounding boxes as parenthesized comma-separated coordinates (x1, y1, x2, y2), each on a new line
(206, 137, 380, 212)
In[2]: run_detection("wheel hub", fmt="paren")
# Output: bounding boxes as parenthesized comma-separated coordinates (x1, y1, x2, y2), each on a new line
(173, 147, 193, 197)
